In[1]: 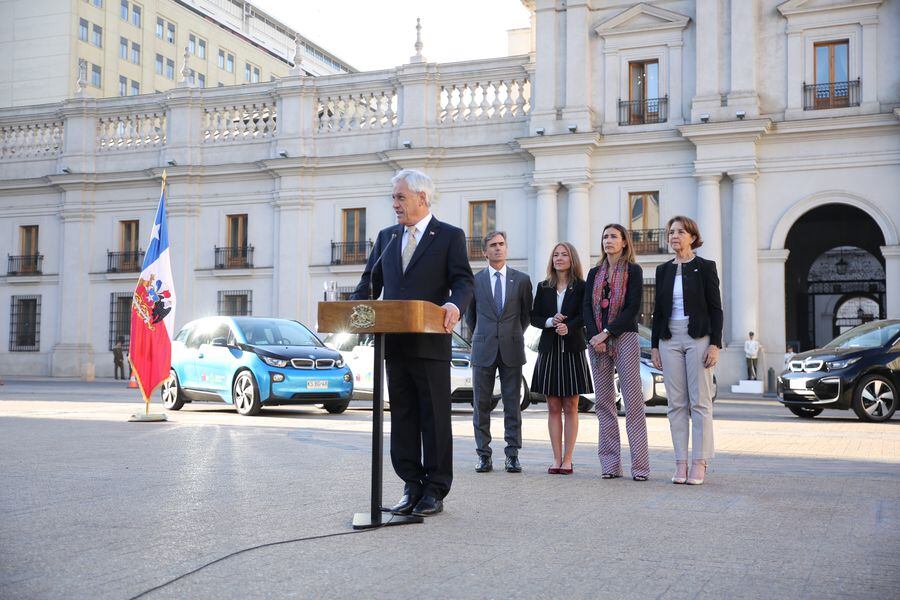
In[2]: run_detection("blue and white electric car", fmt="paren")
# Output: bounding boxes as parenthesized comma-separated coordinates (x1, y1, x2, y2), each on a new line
(162, 316, 353, 416)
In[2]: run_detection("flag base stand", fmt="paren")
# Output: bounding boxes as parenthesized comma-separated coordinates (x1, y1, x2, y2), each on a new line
(128, 413, 168, 422)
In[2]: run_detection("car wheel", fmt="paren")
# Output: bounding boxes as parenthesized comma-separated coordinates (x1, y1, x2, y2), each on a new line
(787, 405, 823, 419)
(578, 396, 594, 413)
(161, 370, 185, 410)
(852, 374, 897, 422)
(325, 400, 350, 414)
(519, 378, 531, 411)
(233, 370, 262, 416)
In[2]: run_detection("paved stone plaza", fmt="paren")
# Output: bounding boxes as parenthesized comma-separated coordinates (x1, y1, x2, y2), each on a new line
(1, 379, 898, 599)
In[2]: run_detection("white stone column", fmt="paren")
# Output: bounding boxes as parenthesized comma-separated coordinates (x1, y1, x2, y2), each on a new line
(566, 182, 591, 269)
(531, 0, 560, 134)
(758, 249, 790, 381)
(691, 0, 721, 121)
(533, 183, 559, 277)
(166, 194, 200, 333)
(51, 205, 95, 377)
(669, 42, 685, 124)
(272, 192, 313, 322)
(562, 0, 592, 131)
(785, 30, 803, 114)
(861, 20, 879, 111)
(603, 50, 619, 128)
(695, 174, 723, 269)
(730, 173, 759, 345)
(728, 0, 759, 116)
(881, 245, 900, 319)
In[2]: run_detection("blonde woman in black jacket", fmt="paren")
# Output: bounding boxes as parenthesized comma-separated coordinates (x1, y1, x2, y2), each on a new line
(530, 242, 593, 475)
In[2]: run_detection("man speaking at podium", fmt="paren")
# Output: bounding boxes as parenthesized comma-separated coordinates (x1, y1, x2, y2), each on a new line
(352, 169, 474, 517)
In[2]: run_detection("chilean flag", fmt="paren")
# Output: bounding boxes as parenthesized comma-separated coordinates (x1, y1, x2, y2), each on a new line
(129, 177, 176, 401)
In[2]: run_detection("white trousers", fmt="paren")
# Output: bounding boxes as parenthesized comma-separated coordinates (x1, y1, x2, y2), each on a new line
(660, 319, 715, 461)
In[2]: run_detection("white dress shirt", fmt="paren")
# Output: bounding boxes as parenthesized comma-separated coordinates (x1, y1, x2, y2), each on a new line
(401, 212, 433, 253)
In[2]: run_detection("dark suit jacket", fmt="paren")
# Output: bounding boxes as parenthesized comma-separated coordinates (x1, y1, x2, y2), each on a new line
(583, 262, 644, 341)
(651, 256, 723, 349)
(465, 267, 533, 367)
(530, 279, 587, 354)
(351, 216, 474, 361)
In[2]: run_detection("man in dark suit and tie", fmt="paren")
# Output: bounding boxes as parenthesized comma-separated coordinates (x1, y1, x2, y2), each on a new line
(352, 169, 474, 517)
(465, 231, 533, 473)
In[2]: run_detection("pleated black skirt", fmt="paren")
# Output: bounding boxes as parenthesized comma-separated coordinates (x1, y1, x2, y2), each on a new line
(531, 335, 594, 397)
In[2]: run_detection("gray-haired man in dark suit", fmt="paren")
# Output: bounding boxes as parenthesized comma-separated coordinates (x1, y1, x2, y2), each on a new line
(465, 231, 533, 473)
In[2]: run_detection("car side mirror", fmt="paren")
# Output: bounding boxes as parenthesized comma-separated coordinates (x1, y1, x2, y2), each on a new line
(211, 337, 228, 347)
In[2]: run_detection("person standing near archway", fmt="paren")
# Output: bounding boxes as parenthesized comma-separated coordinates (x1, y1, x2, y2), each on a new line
(744, 332, 761, 380)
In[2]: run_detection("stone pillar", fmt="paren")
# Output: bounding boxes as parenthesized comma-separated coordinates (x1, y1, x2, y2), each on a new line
(785, 29, 803, 114)
(691, 0, 722, 122)
(273, 77, 317, 158)
(164, 87, 203, 167)
(728, 0, 759, 116)
(881, 245, 900, 319)
(533, 183, 559, 277)
(396, 61, 440, 149)
(602, 49, 619, 128)
(669, 41, 685, 124)
(565, 182, 591, 268)
(562, 0, 593, 131)
(730, 173, 759, 345)
(758, 249, 790, 379)
(695, 174, 723, 269)
(860, 20, 879, 111)
(272, 180, 313, 322)
(166, 190, 200, 333)
(51, 201, 95, 377)
(531, 0, 560, 134)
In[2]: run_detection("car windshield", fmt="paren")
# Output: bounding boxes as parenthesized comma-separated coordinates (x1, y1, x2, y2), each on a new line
(234, 318, 322, 347)
(822, 321, 900, 350)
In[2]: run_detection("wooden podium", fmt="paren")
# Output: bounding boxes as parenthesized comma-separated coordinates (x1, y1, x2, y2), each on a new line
(318, 300, 447, 529)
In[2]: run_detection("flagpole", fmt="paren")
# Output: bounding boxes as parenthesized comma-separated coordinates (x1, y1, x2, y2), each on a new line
(127, 170, 171, 423)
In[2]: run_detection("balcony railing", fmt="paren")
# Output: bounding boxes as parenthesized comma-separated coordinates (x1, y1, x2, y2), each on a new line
(631, 229, 669, 255)
(7, 254, 43, 275)
(330, 241, 373, 265)
(466, 237, 484, 261)
(618, 96, 668, 126)
(214, 245, 254, 269)
(803, 79, 860, 110)
(107, 250, 145, 273)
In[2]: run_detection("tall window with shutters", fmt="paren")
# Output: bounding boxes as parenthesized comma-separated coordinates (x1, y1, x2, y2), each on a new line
(120, 220, 140, 270)
(342, 208, 366, 263)
(629, 192, 665, 255)
(19, 225, 39, 274)
(226, 214, 249, 267)
(814, 40, 850, 109)
(468, 200, 495, 259)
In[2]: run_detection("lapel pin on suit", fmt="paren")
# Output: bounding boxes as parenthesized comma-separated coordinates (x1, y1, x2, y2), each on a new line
(429, 231, 435, 236)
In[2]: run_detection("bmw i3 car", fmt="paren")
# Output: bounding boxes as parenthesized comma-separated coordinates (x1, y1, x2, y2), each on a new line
(778, 319, 899, 422)
(162, 316, 353, 416)
(322, 330, 503, 409)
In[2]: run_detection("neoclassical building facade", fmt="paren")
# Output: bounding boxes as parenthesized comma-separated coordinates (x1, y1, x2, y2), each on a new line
(1, 0, 898, 387)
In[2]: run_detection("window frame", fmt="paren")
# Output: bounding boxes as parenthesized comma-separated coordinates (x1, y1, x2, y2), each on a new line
(131, 3, 141, 28)
(9, 295, 41, 352)
(467, 200, 496, 241)
(119, 75, 128, 96)
(131, 41, 141, 65)
(91, 64, 101, 87)
(120, 0, 128, 21)
(20, 225, 38, 256)
(79, 18, 89, 42)
(92, 23, 103, 47)
(108, 292, 133, 351)
(155, 53, 163, 75)
(217, 290, 253, 316)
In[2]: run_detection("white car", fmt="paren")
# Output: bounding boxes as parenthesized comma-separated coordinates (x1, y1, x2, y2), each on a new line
(523, 324, 690, 414)
(323, 331, 502, 409)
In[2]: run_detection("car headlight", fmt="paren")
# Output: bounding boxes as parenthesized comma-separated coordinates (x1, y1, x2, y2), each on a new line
(825, 356, 861, 371)
(653, 374, 664, 383)
(261, 355, 289, 368)
(335, 358, 344, 368)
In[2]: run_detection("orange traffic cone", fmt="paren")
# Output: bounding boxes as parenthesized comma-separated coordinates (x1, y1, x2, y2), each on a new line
(127, 373, 138, 389)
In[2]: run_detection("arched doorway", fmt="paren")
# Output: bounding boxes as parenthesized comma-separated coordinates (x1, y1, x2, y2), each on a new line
(784, 204, 886, 351)
(833, 295, 880, 337)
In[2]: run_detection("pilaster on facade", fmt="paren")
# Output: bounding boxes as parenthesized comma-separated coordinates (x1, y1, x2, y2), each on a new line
(694, 173, 723, 269)
(561, 0, 595, 133)
(594, 3, 690, 132)
(727, 0, 760, 118)
(880, 245, 900, 319)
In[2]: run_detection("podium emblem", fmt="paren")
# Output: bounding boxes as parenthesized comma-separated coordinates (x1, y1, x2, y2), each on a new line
(349, 304, 376, 329)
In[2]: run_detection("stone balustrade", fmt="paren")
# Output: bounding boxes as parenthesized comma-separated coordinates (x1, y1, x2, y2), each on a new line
(0, 55, 533, 175)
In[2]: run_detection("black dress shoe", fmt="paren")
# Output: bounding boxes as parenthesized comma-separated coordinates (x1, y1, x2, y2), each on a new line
(505, 456, 522, 473)
(475, 456, 493, 473)
(389, 494, 421, 515)
(411, 496, 443, 517)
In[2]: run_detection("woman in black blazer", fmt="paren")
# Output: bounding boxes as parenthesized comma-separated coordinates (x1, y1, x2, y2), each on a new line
(531, 242, 593, 475)
(583, 224, 649, 481)
(650, 215, 723, 486)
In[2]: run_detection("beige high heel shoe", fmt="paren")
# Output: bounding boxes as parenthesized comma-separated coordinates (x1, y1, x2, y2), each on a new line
(671, 461, 688, 485)
(686, 460, 707, 485)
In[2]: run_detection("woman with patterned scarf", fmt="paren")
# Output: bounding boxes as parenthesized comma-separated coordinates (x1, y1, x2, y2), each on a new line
(583, 224, 650, 481)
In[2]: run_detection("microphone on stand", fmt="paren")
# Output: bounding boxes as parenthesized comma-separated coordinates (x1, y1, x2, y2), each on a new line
(369, 231, 398, 300)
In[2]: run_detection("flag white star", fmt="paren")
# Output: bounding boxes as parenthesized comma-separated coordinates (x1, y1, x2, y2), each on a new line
(150, 223, 161, 240)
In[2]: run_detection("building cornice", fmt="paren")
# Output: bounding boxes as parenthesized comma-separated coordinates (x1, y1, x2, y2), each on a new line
(678, 118, 773, 142)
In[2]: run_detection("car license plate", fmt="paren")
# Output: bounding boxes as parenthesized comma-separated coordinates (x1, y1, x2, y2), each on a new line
(789, 378, 808, 390)
(307, 380, 328, 390)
